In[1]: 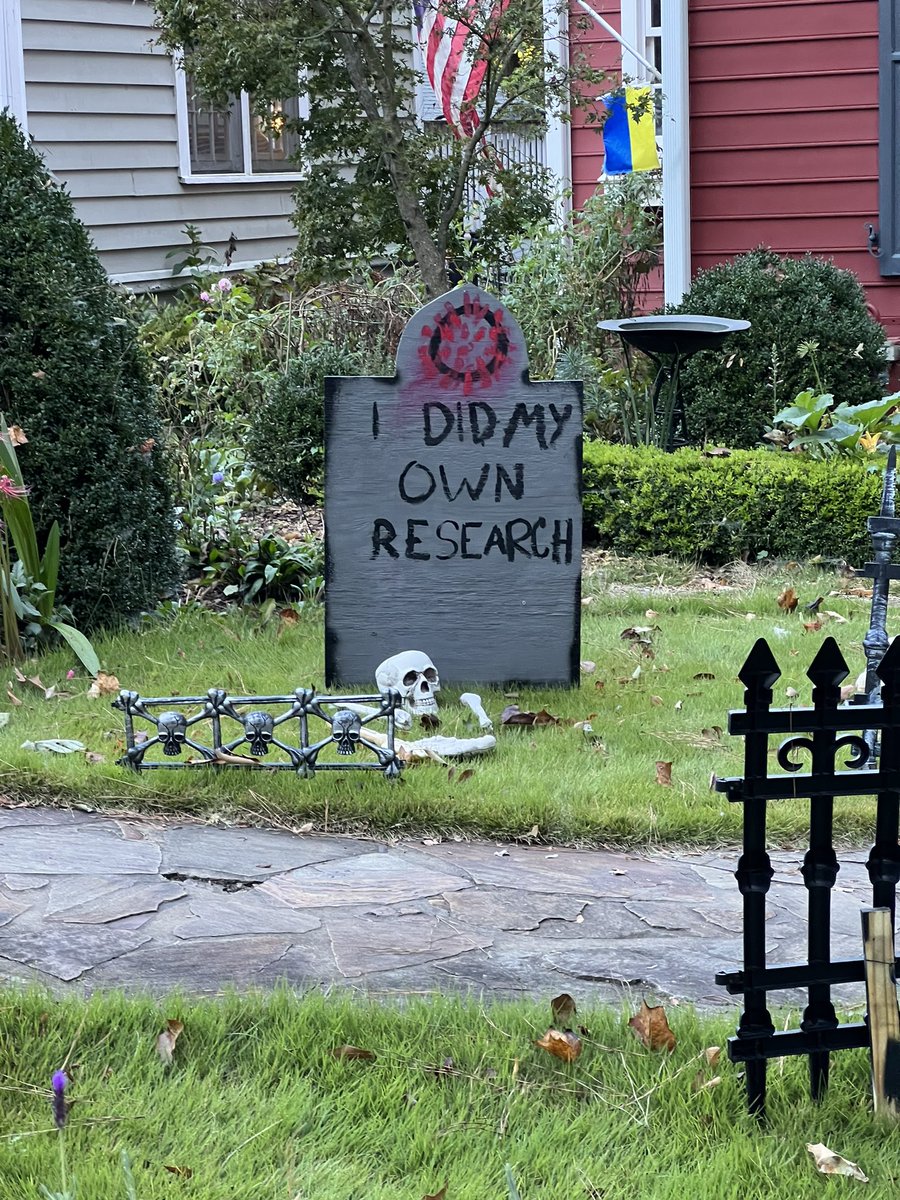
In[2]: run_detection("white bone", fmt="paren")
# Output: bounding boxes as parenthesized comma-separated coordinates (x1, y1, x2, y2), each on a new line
(459, 692, 493, 730)
(361, 729, 496, 761)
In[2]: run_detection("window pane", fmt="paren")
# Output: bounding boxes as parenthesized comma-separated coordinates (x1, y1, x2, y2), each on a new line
(186, 76, 243, 173)
(250, 97, 302, 172)
(650, 0, 661, 29)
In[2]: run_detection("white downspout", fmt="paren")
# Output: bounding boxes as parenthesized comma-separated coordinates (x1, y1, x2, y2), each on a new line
(0, 0, 28, 133)
(543, 0, 572, 223)
(661, 0, 690, 305)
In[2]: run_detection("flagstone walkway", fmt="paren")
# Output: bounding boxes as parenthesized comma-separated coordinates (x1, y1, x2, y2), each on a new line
(0, 806, 878, 1008)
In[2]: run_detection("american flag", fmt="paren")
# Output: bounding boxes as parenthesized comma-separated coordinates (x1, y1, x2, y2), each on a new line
(414, 1, 508, 139)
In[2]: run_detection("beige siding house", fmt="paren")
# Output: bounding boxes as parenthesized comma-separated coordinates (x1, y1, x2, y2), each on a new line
(2, 0, 300, 288)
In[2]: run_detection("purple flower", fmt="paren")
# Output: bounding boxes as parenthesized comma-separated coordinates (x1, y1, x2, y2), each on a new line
(51, 1070, 68, 1129)
(217, 277, 232, 293)
(199, 291, 211, 303)
(212, 471, 225, 484)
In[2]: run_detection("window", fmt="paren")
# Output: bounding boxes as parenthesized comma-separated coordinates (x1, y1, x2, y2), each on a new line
(880, 0, 900, 275)
(175, 70, 307, 183)
(620, 0, 662, 136)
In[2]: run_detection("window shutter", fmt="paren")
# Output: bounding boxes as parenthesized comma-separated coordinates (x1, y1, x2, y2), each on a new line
(880, 0, 900, 275)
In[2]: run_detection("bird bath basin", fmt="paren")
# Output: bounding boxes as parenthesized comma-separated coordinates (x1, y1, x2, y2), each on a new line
(598, 315, 751, 449)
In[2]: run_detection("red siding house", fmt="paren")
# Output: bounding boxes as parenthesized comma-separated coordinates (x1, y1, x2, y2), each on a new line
(566, 0, 900, 350)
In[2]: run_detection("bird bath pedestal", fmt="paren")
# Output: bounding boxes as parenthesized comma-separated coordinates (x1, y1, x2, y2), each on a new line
(598, 316, 751, 450)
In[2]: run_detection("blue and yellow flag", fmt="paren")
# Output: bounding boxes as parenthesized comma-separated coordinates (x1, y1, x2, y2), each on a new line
(601, 87, 660, 174)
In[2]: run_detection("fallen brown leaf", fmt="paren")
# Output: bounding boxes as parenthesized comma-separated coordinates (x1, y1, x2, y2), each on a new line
(7, 425, 27, 445)
(628, 1000, 676, 1052)
(500, 705, 562, 728)
(655, 760, 673, 787)
(422, 1185, 448, 1200)
(156, 1018, 183, 1065)
(427, 1057, 456, 1081)
(84, 752, 106, 765)
(704, 1046, 721, 1067)
(331, 1045, 376, 1061)
(692, 1071, 722, 1092)
(692, 672, 716, 681)
(777, 586, 799, 614)
(551, 993, 577, 1024)
(163, 1166, 194, 1179)
(534, 1028, 582, 1063)
(802, 620, 823, 633)
(87, 671, 120, 699)
(806, 1143, 868, 1182)
(649, 695, 663, 706)
(6, 689, 21, 707)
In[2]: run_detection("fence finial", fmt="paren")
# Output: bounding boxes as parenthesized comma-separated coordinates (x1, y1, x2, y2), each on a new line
(806, 636, 850, 693)
(738, 638, 781, 695)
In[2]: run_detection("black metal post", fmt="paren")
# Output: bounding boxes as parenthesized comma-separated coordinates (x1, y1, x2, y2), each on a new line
(733, 639, 779, 1117)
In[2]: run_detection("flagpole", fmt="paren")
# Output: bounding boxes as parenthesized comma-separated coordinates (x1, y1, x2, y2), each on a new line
(573, 0, 662, 82)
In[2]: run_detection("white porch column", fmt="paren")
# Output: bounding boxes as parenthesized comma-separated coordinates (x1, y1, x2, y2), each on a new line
(661, 0, 690, 304)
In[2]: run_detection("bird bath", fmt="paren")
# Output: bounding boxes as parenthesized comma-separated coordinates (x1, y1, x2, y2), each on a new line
(598, 315, 751, 450)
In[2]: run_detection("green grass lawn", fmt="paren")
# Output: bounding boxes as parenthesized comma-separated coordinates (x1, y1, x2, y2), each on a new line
(0, 988, 892, 1200)
(0, 564, 880, 846)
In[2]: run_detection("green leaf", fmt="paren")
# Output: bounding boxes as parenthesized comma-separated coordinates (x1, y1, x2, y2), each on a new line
(38, 521, 60, 620)
(49, 621, 100, 676)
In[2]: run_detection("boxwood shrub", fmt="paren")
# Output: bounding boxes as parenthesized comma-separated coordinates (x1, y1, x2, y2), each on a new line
(0, 114, 177, 628)
(582, 441, 882, 564)
(670, 248, 887, 449)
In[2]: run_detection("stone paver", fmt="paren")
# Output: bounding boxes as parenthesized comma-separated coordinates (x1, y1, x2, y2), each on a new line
(0, 806, 882, 1007)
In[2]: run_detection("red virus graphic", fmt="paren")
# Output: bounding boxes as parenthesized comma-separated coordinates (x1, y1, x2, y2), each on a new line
(417, 293, 513, 395)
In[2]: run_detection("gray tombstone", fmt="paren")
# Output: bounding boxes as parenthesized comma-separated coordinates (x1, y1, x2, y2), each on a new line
(325, 286, 582, 686)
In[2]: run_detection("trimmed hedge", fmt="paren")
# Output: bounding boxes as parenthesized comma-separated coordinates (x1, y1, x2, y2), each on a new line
(582, 441, 882, 564)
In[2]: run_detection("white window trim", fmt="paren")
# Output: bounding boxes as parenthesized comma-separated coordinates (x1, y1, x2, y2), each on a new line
(173, 65, 308, 184)
(1, 0, 28, 133)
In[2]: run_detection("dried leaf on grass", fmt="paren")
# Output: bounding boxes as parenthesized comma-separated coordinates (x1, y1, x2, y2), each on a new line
(87, 671, 120, 699)
(655, 760, 673, 787)
(691, 1072, 722, 1092)
(551, 993, 577, 1024)
(580, 660, 596, 673)
(213, 748, 264, 767)
(422, 1185, 448, 1200)
(163, 1166, 194, 1179)
(84, 751, 106, 765)
(156, 1018, 183, 1065)
(331, 1045, 376, 1061)
(447, 767, 474, 784)
(777, 586, 799, 614)
(6, 690, 21, 707)
(806, 1144, 868, 1182)
(501, 705, 562, 728)
(21, 739, 84, 754)
(628, 1001, 676, 1051)
(534, 1028, 582, 1063)
(692, 672, 716, 681)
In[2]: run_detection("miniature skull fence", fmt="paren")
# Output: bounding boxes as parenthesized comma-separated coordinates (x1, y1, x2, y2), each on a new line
(113, 687, 404, 778)
(715, 634, 900, 1118)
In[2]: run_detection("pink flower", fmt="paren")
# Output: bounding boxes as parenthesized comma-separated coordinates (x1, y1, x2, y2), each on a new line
(217, 277, 232, 293)
(66, 670, 75, 680)
(0, 475, 28, 500)
(199, 291, 211, 303)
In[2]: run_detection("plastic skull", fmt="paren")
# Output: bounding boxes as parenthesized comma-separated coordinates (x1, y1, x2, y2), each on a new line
(375, 650, 440, 718)
(331, 709, 362, 755)
(243, 711, 274, 756)
(157, 711, 187, 756)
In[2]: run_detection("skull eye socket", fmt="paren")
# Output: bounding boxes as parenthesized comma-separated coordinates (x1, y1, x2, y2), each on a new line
(423, 668, 438, 683)
(402, 670, 419, 687)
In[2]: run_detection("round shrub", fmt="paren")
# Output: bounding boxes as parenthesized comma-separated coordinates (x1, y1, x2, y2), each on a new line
(0, 114, 178, 628)
(247, 343, 388, 502)
(582, 440, 882, 564)
(670, 249, 887, 448)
